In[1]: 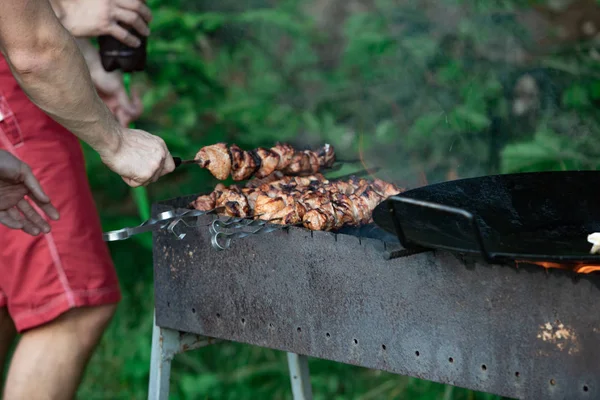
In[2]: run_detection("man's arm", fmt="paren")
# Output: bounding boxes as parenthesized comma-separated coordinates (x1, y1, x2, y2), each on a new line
(0, 0, 174, 186)
(0, 0, 121, 154)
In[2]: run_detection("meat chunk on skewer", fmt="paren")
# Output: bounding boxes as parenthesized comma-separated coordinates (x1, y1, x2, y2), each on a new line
(191, 192, 216, 211)
(254, 194, 286, 221)
(189, 171, 404, 231)
(271, 142, 295, 170)
(303, 209, 330, 231)
(214, 186, 250, 218)
(193, 142, 336, 181)
(253, 148, 280, 178)
(245, 171, 285, 188)
(371, 178, 403, 198)
(230, 144, 257, 181)
(194, 143, 231, 180)
(317, 143, 335, 168)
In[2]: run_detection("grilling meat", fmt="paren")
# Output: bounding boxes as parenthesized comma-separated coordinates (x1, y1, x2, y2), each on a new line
(194, 143, 231, 180)
(230, 144, 257, 181)
(190, 172, 404, 231)
(194, 142, 336, 181)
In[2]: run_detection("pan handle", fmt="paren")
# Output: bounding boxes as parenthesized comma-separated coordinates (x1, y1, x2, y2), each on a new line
(387, 195, 493, 263)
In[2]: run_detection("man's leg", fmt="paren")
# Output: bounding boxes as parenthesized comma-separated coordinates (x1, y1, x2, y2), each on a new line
(3, 304, 116, 400)
(0, 57, 121, 400)
(0, 308, 16, 386)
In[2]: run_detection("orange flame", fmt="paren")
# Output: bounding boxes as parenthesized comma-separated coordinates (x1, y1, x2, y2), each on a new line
(516, 260, 600, 274)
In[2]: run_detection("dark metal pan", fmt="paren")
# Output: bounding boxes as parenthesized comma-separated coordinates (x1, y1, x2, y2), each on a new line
(372, 171, 600, 265)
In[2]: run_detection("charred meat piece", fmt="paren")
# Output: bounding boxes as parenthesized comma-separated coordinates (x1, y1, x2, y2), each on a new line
(246, 171, 285, 188)
(306, 151, 320, 174)
(281, 152, 304, 175)
(190, 192, 216, 211)
(371, 178, 403, 198)
(358, 188, 384, 223)
(281, 150, 319, 175)
(214, 187, 250, 218)
(253, 148, 280, 178)
(230, 144, 257, 181)
(194, 142, 337, 181)
(270, 204, 304, 225)
(194, 143, 231, 180)
(241, 187, 261, 210)
(302, 209, 329, 230)
(254, 194, 286, 220)
(192, 174, 402, 231)
(331, 192, 357, 227)
(317, 143, 336, 168)
(271, 142, 295, 169)
(279, 193, 307, 220)
(346, 194, 370, 225)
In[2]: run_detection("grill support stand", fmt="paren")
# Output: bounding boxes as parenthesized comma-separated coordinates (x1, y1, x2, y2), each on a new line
(147, 309, 314, 400)
(287, 352, 314, 399)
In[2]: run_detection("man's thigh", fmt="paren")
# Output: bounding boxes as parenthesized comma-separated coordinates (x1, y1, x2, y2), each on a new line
(0, 91, 121, 333)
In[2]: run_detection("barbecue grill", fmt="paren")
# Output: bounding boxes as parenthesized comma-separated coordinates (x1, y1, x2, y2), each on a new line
(140, 172, 600, 400)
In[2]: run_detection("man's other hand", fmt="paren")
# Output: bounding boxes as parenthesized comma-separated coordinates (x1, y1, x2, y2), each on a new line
(99, 129, 176, 187)
(94, 69, 143, 127)
(0, 151, 60, 235)
(55, 0, 152, 48)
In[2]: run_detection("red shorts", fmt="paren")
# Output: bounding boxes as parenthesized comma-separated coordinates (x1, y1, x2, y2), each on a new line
(0, 57, 121, 332)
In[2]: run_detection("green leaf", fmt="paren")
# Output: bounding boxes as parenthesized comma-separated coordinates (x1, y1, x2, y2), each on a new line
(437, 61, 464, 84)
(180, 373, 220, 396)
(589, 80, 600, 100)
(562, 84, 591, 108)
(454, 106, 491, 130)
(374, 119, 397, 143)
(500, 130, 570, 173)
(234, 9, 311, 34)
(406, 112, 444, 145)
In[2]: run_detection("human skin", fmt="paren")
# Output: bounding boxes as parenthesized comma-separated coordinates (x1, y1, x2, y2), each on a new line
(0, 0, 175, 187)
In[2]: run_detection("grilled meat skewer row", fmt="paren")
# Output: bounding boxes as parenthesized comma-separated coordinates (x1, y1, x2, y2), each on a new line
(194, 142, 336, 181)
(190, 174, 403, 231)
(192, 173, 401, 215)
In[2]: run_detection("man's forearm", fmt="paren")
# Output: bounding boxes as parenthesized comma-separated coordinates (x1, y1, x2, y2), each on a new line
(0, 0, 122, 155)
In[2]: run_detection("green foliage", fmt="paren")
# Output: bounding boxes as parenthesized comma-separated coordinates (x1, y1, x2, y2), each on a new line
(78, 0, 599, 398)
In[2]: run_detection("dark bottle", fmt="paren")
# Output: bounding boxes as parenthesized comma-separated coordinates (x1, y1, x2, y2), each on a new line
(98, 24, 147, 72)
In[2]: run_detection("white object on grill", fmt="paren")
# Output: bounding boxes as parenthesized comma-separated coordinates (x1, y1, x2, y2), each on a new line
(588, 232, 600, 254)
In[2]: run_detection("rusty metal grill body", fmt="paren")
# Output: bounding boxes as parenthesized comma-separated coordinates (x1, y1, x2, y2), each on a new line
(150, 195, 600, 400)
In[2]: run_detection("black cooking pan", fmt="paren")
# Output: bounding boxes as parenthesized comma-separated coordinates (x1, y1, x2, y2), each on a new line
(372, 171, 600, 264)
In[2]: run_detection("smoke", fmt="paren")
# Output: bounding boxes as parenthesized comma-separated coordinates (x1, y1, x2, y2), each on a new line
(195, 0, 600, 187)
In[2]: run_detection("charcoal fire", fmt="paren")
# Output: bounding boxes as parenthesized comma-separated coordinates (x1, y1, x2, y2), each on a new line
(513, 233, 600, 275)
(517, 260, 600, 274)
(194, 142, 336, 181)
(190, 169, 403, 232)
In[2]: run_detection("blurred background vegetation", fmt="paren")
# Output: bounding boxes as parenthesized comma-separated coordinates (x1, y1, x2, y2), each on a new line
(78, 0, 600, 398)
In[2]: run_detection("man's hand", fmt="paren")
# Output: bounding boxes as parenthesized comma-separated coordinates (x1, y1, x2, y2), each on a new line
(0, 151, 59, 235)
(98, 128, 175, 187)
(0, 1, 175, 189)
(94, 70, 143, 127)
(74, 38, 142, 127)
(51, 0, 152, 48)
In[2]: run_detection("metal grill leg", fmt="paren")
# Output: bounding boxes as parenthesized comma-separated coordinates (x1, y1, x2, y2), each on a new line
(148, 309, 220, 400)
(148, 311, 176, 400)
(287, 353, 313, 400)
